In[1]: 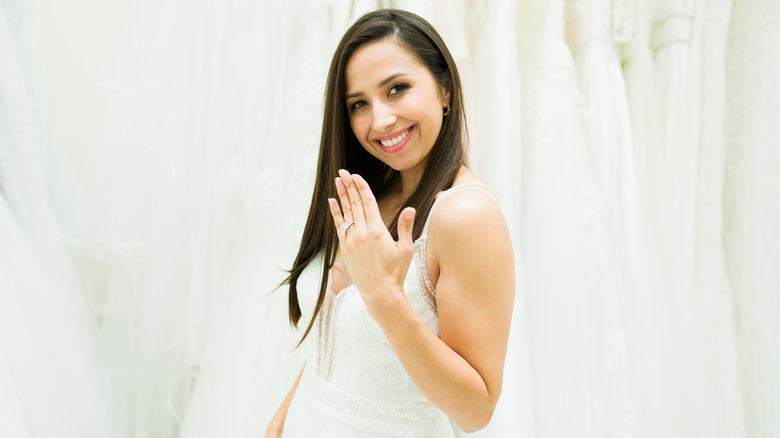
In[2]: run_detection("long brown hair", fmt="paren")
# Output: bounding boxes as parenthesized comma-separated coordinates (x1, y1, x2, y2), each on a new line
(283, 9, 468, 343)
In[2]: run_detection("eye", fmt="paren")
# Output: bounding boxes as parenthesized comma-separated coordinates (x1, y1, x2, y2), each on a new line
(349, 100, 367, 111)
(388, 83, 409, 96)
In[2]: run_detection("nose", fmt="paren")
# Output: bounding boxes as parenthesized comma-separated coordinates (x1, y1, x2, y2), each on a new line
(371, 101, 397, 133)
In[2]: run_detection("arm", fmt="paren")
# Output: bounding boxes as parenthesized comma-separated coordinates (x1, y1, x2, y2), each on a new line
(265, 365, 304, 438)
(370, 191, 515, 432)
(329, 171, 514, 433)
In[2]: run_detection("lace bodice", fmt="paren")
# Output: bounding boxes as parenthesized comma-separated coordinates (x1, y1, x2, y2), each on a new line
(282, 183, 497, 438)
(305, 246, 439, 402)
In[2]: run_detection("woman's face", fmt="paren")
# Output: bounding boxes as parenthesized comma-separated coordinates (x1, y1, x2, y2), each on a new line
(344, 39, 450, 176)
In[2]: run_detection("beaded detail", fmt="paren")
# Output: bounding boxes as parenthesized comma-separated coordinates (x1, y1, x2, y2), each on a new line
(413, 237, 438, 316)
(300, 368, 439, 425)
(316, 274, 344, 381)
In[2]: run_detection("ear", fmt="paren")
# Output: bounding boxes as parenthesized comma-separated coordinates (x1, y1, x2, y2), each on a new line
(440, 72, 453, 106)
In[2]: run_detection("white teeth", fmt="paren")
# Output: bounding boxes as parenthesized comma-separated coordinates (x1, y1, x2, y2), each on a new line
(378, 126, 411, 148)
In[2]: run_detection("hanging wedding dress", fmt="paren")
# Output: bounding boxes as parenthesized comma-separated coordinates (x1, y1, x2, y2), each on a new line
(725, 1, 780, 437)
(615, 2, 672, 436)
(642, 0, 744, 436)
(516, 0, 636, 436)
(564, 3, 649, 434)
(692, 1, 746, 437)
(460, 1, 534, 437)
(565, 0, 646, 297)
(621, 1, 746, 437)
(620, 0, 659, 240)
(0, 0, 114, 436)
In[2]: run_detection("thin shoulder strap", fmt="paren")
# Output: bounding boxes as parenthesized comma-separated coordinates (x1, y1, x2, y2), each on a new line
(421, 183, 499, 235)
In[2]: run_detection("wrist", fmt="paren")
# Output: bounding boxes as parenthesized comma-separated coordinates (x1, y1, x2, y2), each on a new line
(365, 283, 414, 327)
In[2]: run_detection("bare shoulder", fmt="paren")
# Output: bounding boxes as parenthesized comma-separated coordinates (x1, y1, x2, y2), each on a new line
(431, 190, 505, 239)
(427, 169, 513, 289)
(431, 170, 507, 246)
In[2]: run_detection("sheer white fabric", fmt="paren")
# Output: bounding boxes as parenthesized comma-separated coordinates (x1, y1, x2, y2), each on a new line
(0, 345, 31, 438)
(14, 0, 779, 436)
(516, 0, 637, 436)
(179, 2, 331, 436)
(0, 0, 114, 436)
(49, 0, 328, 435)
(0, 196, 114, 438)
(725, 1, 780, 436)
(692, 1, 747, 437)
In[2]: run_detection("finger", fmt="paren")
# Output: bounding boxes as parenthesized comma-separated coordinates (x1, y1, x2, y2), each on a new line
(338, 169, 366, 230)
(351, 174, 381, 225)
(397, 207, 416, 255)
(335, 177, 353, 224)
(327, 197, 345, 240)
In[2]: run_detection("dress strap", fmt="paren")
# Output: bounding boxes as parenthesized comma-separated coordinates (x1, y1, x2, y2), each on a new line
(421, 183, 499, 236)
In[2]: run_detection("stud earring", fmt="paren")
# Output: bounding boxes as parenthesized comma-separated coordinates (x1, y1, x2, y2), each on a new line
(443, 104, 451, 117)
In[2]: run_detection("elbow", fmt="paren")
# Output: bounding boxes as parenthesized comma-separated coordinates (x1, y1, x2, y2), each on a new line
(454, 401, 496, 433)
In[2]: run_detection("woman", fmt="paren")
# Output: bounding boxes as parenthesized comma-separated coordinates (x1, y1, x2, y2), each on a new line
(266, 9, 514, 437)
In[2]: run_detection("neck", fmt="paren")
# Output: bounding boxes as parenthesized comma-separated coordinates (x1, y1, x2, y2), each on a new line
(397, 168, 423, 200)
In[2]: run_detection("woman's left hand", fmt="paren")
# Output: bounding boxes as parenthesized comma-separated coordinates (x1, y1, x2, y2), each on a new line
(327, 169, 416, 313)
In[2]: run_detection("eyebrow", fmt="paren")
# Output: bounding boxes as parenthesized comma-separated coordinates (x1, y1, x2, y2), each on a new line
(345, 73, 408, 100)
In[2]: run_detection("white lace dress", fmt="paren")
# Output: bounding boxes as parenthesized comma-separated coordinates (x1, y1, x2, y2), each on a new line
(282, 184, 498, 438)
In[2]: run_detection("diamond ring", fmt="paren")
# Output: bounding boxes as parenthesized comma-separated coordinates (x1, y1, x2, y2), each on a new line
(342, 221, 354, 232)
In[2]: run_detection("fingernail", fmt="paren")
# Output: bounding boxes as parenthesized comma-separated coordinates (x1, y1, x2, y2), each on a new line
(335, 177, 342, 186)
(338, 169, 348, 178)
(403, 208, 415, 219)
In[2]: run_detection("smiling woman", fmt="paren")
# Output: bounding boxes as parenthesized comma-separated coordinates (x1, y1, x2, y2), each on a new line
(266, 9, 515, 438)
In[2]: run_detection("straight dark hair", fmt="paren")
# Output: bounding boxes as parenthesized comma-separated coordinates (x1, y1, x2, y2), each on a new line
(282, 9, 468, 343)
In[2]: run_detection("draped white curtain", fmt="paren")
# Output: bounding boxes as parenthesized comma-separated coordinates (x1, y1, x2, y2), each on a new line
(1, 0, 777, 437)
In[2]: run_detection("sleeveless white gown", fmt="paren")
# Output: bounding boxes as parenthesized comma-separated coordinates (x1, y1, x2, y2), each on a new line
(282, 183, 499, 438)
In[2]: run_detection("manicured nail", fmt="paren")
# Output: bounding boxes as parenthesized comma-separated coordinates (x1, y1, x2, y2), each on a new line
(403, 208, 415, 219)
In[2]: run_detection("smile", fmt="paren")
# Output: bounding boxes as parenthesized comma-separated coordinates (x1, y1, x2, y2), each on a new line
(373, 125, 414, 153)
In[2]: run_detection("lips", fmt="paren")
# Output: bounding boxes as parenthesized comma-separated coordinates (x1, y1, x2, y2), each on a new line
(373, 125, 415, 154)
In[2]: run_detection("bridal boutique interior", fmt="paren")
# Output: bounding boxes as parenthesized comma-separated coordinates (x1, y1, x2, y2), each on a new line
(1, 0, 777, 436)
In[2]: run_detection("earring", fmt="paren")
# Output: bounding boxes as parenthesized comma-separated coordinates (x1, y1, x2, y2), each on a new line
(443, 104, 451, 117)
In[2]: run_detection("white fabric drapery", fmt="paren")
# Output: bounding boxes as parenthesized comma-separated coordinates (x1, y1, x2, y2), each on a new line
(0, 0, 114, 436)
(2, 0, 778, 436)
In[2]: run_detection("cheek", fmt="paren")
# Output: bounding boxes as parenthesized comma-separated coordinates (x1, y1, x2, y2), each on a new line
(407, 95, 442, 130)
(349, 115, 369, 142)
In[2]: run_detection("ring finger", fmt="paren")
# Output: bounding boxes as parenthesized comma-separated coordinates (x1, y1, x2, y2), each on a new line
(335, 177, 354, 225)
